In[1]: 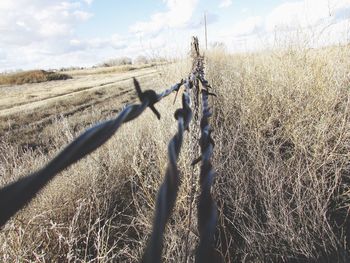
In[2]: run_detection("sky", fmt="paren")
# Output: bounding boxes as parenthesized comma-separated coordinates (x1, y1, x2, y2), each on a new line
(0, 0, 349, 71)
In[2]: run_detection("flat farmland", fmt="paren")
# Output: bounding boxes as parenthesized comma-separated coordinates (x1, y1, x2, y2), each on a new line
(0, 66, 159, 149)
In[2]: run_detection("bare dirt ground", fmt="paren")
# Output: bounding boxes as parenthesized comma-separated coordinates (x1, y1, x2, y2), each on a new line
(0, 66, 159, 150)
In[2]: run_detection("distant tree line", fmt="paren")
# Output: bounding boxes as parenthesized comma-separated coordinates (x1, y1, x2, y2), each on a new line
(100, 55, 168, 67)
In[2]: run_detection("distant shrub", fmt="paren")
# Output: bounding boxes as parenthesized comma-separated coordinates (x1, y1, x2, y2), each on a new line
(0, 70, 72, 85)
(210, 41, 227, 51)
(101, 57, 132, 67)
(46, 72, 72, 81)
(59, 66, 83, 72)
(134, 55, 149, 65)
(149, 57, 168, 63)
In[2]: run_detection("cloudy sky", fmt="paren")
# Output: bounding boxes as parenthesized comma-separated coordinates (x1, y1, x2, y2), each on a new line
(0, 0, 349, 71)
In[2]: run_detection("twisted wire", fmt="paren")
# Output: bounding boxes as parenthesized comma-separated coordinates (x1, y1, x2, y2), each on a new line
(0, 37, 218, 263)
(192, 54, 218, 262)
(0, 78, 183, 227)
(195, 85, 218, 263)
(142, 79, 192, 263)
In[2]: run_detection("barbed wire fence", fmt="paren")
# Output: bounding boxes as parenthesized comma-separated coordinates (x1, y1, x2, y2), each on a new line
(0, 37, 219, 262)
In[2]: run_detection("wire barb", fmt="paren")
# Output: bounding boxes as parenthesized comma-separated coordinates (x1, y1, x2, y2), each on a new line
(172, 79, 184, 105)
(0, 78, 181, 228)
(0, 37, 219, 263)
(133, 77, 161, 119)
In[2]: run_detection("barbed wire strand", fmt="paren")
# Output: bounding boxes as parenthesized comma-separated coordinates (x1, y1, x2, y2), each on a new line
(142, 78, 193, 263)
(195, 86, 218, 263)
(184, 72, 201, 263)
(191, 47, 219, 262)
(196, 90, 217, 262)
(0, 36, 219, 263)
(0, 78, 183, 228)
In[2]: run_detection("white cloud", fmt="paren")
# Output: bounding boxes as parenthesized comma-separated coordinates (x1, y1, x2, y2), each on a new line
(232, 16, 263, 37)
(219, 0, 350, 51)
(0, 0, 98, 71)
(130, 0, 199, 35)
(72, 34, 128, 50)
(0, 0, 194, 71)
(83, 0, 94, 5)
(73, 10, 94, 21)
(0, 0, 93, 45)
(219, 0, 232, 8)
(264, 0, 350, 48)
(2, 0, 348, 72)
(241, 8, 249, 14)
(266, 0, 350, 31)
(266, 1, 322, 31)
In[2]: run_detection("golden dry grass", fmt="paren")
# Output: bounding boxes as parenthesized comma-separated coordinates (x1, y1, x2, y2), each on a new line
(208, 44, 350, 262)
(0, 70, 72, 86)
(0, 66, 156, 116)
(0, 45, 349, 262)
(64, 63, 163, 77)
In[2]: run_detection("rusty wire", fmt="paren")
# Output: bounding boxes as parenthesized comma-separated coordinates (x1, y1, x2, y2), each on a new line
(0, 78, 183, 228)
(142, 78, 192, 263)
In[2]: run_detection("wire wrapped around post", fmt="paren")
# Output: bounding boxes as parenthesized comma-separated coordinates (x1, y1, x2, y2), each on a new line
(142, 80, 192, 263)
(0, 78, 183, 228)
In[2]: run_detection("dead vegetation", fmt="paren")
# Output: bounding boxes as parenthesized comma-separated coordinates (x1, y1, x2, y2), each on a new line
(208, 44, 350, 262)
(63, 63, 162, 77)
(0, 70, 72, 86)
(0, 44, 349, 262)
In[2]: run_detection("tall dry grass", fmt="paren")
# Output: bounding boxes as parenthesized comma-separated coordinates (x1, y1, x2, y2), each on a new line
(0, 44, 349, 262)
(208, 44, 350, 262)
(0, 59, 199, 262)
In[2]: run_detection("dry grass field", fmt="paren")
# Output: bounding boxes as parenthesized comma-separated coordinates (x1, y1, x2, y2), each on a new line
(0, 44, 350, 262)
(0, 70, 72, 86)
(0, 65, 158, 148)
